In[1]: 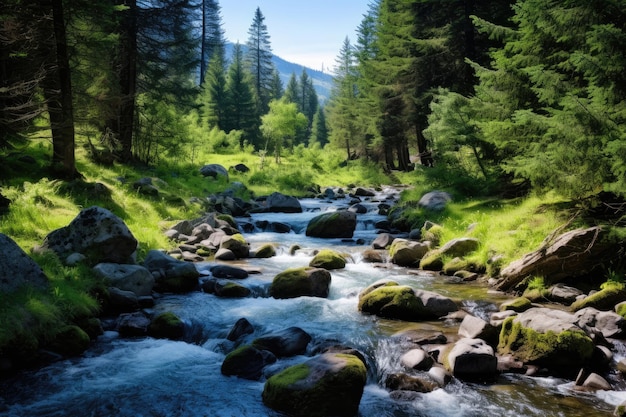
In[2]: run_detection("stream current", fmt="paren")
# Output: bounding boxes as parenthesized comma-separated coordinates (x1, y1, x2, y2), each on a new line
(2, 187, 625, 416)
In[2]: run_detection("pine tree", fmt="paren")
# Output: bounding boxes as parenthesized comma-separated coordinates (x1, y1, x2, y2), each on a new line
(309, 107, 329, 147)
(283, 73, 300, 106)
(245, 7, 276, 114)
(326, 37, 359, 161)
(224, 43, 258, 148)
(200, 53, 228, 130)
(200, 0, 225, 85)
(463, 0, 626, 198)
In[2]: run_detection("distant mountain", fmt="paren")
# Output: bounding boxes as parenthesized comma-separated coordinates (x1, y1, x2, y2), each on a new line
(225, 43, 334, 103)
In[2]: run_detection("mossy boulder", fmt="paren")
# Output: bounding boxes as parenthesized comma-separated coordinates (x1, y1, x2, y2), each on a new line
(443, 257, 471, 276)
(215, 281, 251, 298)
(262, 353, 367, 417)
(500, 297, 533, 312)
(497, 308, 595, 375)
(219, 233, 250, 258)
(439, 238, 480, 258)
(221, 345, 277, 380)
(388, 239, 430, 267)
(306, 211, 357, 238)
(358, 281, 457, 321)
(254, 243, 277, 258)
(419, 251, 445, 271)
(269, 267, 331, 299)
(309, 249, 346, 270)
(570, 285, 626, 312)
(49, 325, 91, 357)
(148, 312, 185, 340)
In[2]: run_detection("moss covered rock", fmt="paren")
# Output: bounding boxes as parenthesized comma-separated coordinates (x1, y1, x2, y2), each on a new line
(49, 325, 91, 356)
(419, 251, 445, 271)
(254, 243, 276, 258)
(570, 285, 626, 312)
(262, 353, 367, 417)
(215, 281, 251, 298)
(388, 239, 430, 267)
(309, 249, 346, 270)
(219, 233, 250, 258)
(500, 297, 533, 312)
(497, 307, 595, 375)
(148, 312, 185, 340)
(358, 281, 457, 321)
(269, 267, 331, 299)
(221, 345, 276, 380)
(306, 211, 357, 238)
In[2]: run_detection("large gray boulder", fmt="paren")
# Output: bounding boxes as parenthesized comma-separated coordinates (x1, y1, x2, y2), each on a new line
(418, 191, 452, 211)
(306, 211, 357, 238)
(143, 250, 199, 293)
(264, 192, 302, 213)
(389, 239, 430, 267)
(498, 307, 595, 375)
(0, 233, 48, 293)
(200, 164, 229, 181)
(93, 263, 154, 296)
(269, 267, 331, 299)
(35, 206, 137, 265)
(495, 226, 619, 291)
(262, 353, 367, 417)
(358, 280, 458, 321)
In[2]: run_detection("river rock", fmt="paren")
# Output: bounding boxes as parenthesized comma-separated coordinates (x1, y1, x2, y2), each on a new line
(263, 192, 302, 213)
(148, 312, 185, 340)
(362, 249, 385, 263)
(0, 233, 49, 293)
(35, 206, 137, 265)
(269, 267, 331, 299)
(253, 243, 276, 258)
(497, 307, 595, 375)
(252, 327, 312, 357)
(143, 250, 200, 293)
(385, 372, 439, 393)
(200, 164, 229, 180)
(262, 353, 367, 417)
(210, 264, 249, 279)
(116, 312, 151, 337)
(440, 238, 480, 258)
(495, 226, 618, 292)
(49, 325, 91, 357)
(214, 281, 251, 298)
(570, 285, 626, 312)
(348, 203, 367, 214)
(574, 307, 626, 339)
(309, 249, 346, 270)
(400, 348, 434, 371)
(226, 318, 255, 341)
(218, 234, 250, 259)
(442, 338, 498, 381)
(106, 286, 139, 312)
(389, 239, 430, 267)
(221, 345, 277, 380)
(306, 211, 357, 238)
(214, 248, 236, 261)
(93, 263, 154, 296)
(547, 284, 584, 304)
(418, 191, 452, 211)
(372, 233, 395, 249)
(458, 314, 499, 347)
(358, 280, 458, 321)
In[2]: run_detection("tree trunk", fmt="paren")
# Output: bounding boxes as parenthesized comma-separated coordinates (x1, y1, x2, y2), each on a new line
(108, 0, 137, 162)
(43, 0, 77, 179)
(415, 126, 433, 167)
(200, 0, 207, 85)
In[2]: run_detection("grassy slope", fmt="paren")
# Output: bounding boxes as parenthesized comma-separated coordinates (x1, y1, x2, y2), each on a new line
(0, 140, 577, 359)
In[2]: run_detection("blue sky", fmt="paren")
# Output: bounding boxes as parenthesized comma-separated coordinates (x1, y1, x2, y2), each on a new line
(219, 0, 371, 73)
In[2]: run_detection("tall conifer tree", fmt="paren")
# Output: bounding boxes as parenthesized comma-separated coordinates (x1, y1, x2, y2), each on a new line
(245, 7, 276, 114)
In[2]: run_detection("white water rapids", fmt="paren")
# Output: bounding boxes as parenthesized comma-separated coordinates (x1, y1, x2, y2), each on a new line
(1, 187, 622, 416)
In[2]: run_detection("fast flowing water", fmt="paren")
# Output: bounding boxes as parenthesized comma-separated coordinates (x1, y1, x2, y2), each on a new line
(1, 187, 624, 416)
